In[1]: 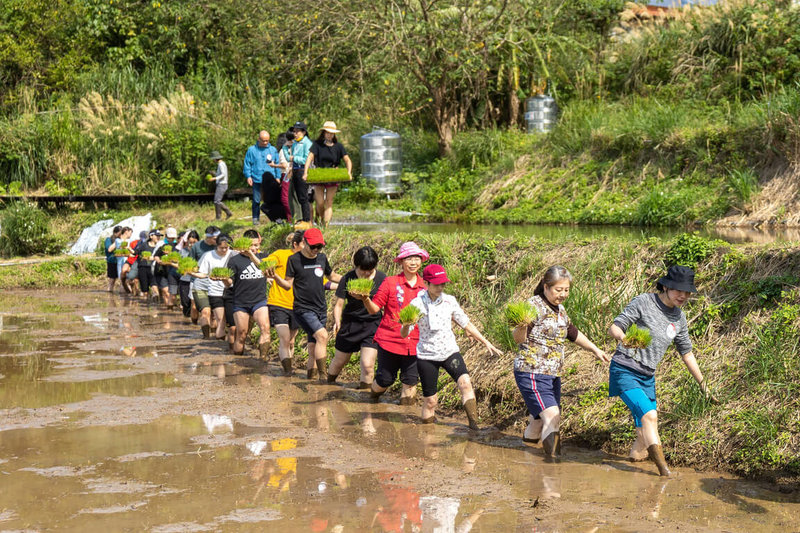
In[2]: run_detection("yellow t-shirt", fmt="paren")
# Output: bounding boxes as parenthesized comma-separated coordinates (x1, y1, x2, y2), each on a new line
(267, 248, 294, 310)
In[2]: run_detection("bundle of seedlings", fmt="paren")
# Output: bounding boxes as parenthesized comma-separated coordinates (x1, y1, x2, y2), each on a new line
(233, 237, 253, 252)
(258, 258, 279, 273)
(140, 251, 152, 260)
(177, 257, 198, 275)
(504, 301, 539, 329)
(114, 241, 130, 256)
(162, 245, 172, 253)
(162, 251, 181, 266)
(346, 278, 374, 297)
(397, 304, 422, 326)
(306, 168, 351, 184)
(622, 324, 652, 350)
(210, 267, 234, 281)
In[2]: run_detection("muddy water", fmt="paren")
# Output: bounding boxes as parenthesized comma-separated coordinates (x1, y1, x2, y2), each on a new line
(1, 290, 799, 531)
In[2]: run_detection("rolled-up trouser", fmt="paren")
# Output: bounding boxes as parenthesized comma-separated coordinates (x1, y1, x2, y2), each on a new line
(291, 165, 310, 222)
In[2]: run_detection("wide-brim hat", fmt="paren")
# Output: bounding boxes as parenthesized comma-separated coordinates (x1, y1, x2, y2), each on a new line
(422, 264, 450, 284)
(394, 241, 429, 263)
(658, 265, 697, 293)
(320, 121, 341, 134)
(209, 150, 223, 160)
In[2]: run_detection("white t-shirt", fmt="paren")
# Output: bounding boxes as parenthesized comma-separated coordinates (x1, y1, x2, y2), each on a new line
(408, 291, 470, 361)
(197, 249, 233, 296)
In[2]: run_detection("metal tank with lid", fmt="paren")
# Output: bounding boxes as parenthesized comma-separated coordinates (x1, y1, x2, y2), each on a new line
(360, 126, 402, 195)
(524, 91, 559, 134)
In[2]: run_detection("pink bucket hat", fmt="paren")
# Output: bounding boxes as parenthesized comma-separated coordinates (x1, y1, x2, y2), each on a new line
(394, 241, 429, 263)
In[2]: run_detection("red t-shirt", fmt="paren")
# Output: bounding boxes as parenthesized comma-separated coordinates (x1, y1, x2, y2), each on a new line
(126, 239, 140, 265)
(371, 273, 424, 356)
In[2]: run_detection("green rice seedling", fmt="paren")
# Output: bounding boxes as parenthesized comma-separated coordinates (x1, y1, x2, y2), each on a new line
(505, 301, 538, 328)
(140, 251, 152, 260)
(346, 278, 374, 297)
(177, 257, 198, 275)
(163, 251, 181, 264)
(623, 324, 652, 350)
(113, 248, 129, 256)
(233, 237, 253, 252)
(306, 167, 351, 184)
(259, 258, 278, 272)
(210, 267, 233, 279)
(162, 245, 172, 253)
(397, 304, 422, 326)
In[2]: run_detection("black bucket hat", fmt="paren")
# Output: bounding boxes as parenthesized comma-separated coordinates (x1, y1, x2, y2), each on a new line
(658, 265, 697, 293)
(291, 121, 307, 132)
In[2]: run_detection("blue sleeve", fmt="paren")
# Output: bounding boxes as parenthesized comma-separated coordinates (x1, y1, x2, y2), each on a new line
(270, 147, 281, 178)
(243, 146, 253, 178)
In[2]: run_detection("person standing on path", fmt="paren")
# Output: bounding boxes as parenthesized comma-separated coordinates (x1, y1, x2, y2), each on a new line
(304, 121, 352, 227)
(328, 246, 387, 389)
(289, 122, 313, 223)
(512, 265, 609, 460)
(264, 231, 304, 375)
(209, 151, 232, 220)
(402, 264, 502, 430)
(104, 226, 123, 293)
(268, 228, 342, 380)
(607, 265, 717, 477)
(243, 131, 279, 225)
(353, 241, 428, 405)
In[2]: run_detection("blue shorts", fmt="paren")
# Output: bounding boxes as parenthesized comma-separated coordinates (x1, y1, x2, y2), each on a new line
(619, 388, 658, 428)
(294, 309, 327, 340)
(609, 360, 657, 428)
(233, 300, 268, 315)
(514, 371, 561, 419)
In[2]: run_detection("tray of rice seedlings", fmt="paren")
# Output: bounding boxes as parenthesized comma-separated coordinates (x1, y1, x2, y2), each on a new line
(162, 251, 182, 266)
(140, 251, 152, 261)
(114, 241, 130, 256)
(397, 304, 422, 326)
(622, 324, 652, 350)
(306, 167, 351, 184)
(505, 301, 539, 329)
(177, 257, 198, 275)
(346, 278, 374, 297)
(258, 258, 279, 273)
(233, 237, 253, 252)
(210, 267, 234, 281)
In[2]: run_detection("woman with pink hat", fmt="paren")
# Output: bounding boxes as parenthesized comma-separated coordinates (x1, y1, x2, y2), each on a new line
(303, 121, 352, 227)
(401, 264, 502, 430)
(352, 241, 428, 405)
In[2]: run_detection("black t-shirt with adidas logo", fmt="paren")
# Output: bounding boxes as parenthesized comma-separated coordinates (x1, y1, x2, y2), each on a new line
(229, 252, 268, 308)
(285, 251, 332, 313)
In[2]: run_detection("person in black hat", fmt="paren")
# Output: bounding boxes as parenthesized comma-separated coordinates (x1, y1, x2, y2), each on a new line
(607, 265, 718, 477)
(208, 151, 232, 220)
(289, 121, 312, 223)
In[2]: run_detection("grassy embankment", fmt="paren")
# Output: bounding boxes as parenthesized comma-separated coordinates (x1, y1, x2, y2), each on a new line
(5, 227, 799, 483)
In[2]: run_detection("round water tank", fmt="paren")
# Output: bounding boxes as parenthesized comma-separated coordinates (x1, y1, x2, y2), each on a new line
(360, 127, 402, 194)
(524, 94, 558, 133)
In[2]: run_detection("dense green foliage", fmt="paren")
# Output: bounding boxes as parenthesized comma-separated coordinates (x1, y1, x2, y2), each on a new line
(0, 202, 63, 256)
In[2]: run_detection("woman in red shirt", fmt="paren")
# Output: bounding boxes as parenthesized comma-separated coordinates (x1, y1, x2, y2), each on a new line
(354, 241, 428, 405)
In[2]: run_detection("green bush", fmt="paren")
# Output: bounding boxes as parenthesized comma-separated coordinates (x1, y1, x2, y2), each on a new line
(664, 232, 726, 269)
(0, 202, 61, 256)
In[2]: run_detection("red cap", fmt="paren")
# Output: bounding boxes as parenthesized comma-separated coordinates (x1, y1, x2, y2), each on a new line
(422, 264, 450, 284)
(304, 227, 325, 246)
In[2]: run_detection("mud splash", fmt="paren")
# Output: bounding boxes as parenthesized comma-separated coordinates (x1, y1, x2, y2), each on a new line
(0, 290, 798, 531)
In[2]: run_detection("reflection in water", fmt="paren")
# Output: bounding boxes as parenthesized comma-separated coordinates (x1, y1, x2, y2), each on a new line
(81, 313, 109, 330)
(201, 414, 233, 434)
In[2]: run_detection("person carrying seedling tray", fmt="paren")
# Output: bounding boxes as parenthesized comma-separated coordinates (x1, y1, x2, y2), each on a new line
(267, 228, 342, 380)
(134, 230, 162, 302)
(191, 235, 234, 340)
(303, 121, 353, 227)
(512, 265, 609, 461)
(327, 246, 387, 389)
(224, 229, 271, 358)
(153, 228, 180, 308)
(263, 231, 304, 375)
(353, 241, 428, 405)
(399, 264, 502, 430)
(607, 265, 718, 477)
(189, 226, 220, 328)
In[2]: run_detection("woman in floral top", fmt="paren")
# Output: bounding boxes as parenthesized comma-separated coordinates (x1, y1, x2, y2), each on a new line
(512, 265, 609, 459)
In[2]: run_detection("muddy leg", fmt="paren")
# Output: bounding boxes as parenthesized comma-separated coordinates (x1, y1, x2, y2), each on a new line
(524, 415, 543, 443)
(539, 406, 561, 458)
(629, 427, 649, 461)
(359, 346, 377, 388)
(328, 349, 352, 383)
(421, 394, 437, 423)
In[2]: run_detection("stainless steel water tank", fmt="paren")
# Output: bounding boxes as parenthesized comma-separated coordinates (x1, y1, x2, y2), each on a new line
(524, 94, 558, 133)
(360, 126, 402, 194)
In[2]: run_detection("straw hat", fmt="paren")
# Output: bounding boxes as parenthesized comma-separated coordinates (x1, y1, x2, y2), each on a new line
(320, 121, 341, 134)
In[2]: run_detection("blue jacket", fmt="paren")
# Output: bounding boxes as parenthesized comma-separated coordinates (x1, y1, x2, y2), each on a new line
(291, 135, 313, 167)
(243, 143, 279, 183)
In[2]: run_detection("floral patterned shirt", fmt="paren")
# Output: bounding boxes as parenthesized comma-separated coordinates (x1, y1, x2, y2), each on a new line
(408, 290, 470, 361)
(513, 295, 573, 376)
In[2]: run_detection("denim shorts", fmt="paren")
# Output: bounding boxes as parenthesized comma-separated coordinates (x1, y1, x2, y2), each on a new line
(294, 308, 327, 339)
(233, 300, 268, 316)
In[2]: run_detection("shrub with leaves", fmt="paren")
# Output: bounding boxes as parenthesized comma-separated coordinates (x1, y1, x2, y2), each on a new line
(622, 324, 652, 350)
(397, 304, 422, 326)
(0, 202, 60, 257)
(665, 232, 726, 269)
(177, 257, 198, 275)
(505, 301, 539, 328)
(346, 278, 374, 297)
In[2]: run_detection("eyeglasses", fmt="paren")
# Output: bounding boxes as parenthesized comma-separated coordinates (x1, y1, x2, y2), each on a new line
(309, 244, 324, 251)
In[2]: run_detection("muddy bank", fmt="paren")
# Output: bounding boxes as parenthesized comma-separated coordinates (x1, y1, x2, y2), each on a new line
(2, 290, 800, 531)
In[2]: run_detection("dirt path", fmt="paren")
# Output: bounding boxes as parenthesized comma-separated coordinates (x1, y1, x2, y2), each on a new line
(0, 290, 798, 531)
